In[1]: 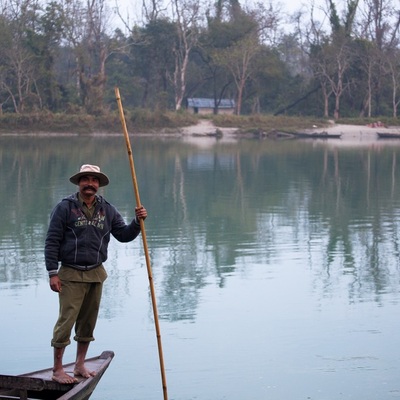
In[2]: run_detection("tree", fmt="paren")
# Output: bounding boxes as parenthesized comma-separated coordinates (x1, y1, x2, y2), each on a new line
(0, 0, 45, 113)
(214, 32, 260, 114)
(203, 3, 260, 115)
(30, 1, 65, 110)
(351, 39, 378, 117)
(357, 0, 400, 115)
(307, 0, 358, 119)
(130, 19, 177, 109)
(171, 0, 202, 110)
(383, 49, 400, 117)
(61, 0, 115, 114)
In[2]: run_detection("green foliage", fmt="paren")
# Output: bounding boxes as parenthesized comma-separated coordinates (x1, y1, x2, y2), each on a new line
(0, 109, 196, 133)
(0, 0, 399, 121)
(124, 19, 178, 109)
(328, 0, 341, 34)
(128, 109, 198, 129)
(212, 114, 328, 132)
(0, 112, 120, 133)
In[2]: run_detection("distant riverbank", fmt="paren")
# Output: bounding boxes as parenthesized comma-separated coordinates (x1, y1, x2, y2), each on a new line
(1, 112, 399, 145)
(180, 119, 400, 146)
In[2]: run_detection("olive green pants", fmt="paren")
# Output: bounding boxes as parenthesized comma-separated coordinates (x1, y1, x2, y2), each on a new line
(51, 280, 103, 348)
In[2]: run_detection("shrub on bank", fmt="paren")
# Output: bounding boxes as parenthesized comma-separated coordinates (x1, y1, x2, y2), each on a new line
(213, 114, 328, 132)
(0, 110, 395, 134)
(129, 108, 197, 130)
(0, 112, 110, 133)
(0, 110, 198, 133)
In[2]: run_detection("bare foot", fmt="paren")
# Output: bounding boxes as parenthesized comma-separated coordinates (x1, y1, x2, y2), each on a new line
(52, 370, 78, 384)
(74, 365, 96, 379)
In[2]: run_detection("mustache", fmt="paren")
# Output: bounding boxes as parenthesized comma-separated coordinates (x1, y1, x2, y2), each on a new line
(83, 185, 97, 192)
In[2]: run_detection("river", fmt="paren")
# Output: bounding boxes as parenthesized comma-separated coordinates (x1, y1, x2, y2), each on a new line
(1, 133, 400, 400)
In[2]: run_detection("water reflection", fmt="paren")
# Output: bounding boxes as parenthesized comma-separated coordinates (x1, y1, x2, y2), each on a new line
(1, 135, 400, 398)
(2, 137, 400, 309)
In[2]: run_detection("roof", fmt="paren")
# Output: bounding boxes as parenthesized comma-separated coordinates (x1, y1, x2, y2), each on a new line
(187, 98, 235, 109)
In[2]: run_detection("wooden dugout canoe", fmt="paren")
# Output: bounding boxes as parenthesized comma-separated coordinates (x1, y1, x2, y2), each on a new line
(0, 350, 114, 400)
(292, 131, 342, 139)
(377, 132, 400, 138)
(267, 130, 342, 139)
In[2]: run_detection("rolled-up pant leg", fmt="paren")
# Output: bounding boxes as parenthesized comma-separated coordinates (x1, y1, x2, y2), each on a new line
(51, 281, 103, 348)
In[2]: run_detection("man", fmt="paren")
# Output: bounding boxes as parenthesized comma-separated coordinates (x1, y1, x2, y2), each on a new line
(45, 164, 147, 384)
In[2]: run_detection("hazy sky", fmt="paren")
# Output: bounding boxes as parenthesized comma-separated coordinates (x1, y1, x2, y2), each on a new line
(109, 0, 335, 32)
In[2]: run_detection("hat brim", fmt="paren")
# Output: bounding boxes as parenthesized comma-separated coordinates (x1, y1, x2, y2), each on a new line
(69, 172, 109, 187)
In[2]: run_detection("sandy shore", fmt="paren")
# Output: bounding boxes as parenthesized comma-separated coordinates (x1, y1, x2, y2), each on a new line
(180, 119, 238, 136)
(301, 122, 400, 145)
(181, 119, 400, 146)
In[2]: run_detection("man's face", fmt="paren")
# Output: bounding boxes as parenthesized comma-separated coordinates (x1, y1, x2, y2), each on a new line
(78, 175, 100, 196)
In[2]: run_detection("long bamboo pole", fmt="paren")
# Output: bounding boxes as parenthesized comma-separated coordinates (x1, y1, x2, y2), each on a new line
(115, 87, 168, 400)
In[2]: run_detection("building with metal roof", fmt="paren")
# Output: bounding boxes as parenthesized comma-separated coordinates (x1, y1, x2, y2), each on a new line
(187, 98, 235, 115)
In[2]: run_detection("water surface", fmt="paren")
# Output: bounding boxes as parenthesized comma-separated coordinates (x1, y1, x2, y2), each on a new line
(1, 134, 400, 399)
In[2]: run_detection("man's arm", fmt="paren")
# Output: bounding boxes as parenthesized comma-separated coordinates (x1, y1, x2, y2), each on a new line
(45, 203, 66, 277)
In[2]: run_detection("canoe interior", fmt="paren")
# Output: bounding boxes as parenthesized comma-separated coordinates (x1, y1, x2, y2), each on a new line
(0, 351, 114, 400)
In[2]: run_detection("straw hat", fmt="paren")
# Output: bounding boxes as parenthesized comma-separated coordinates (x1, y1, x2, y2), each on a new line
(69, 164, 110, 187)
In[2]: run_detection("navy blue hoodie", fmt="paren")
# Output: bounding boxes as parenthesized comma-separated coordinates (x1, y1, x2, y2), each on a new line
(45, 193, 141, 277)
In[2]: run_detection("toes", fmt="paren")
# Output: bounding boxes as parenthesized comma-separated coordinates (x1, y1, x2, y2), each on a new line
(52, 374, 77, 384)
(74, 369, 96, 378)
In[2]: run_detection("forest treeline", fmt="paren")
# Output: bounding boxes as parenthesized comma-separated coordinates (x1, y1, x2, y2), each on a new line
(1, 0, 400, 120)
